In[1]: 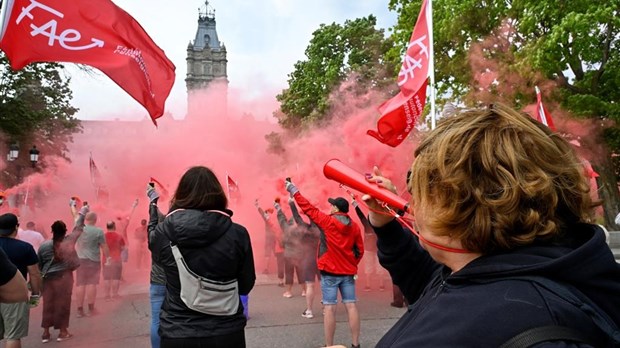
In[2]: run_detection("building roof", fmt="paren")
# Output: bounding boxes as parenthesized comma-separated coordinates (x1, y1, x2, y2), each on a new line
(192, 1, 221, 50)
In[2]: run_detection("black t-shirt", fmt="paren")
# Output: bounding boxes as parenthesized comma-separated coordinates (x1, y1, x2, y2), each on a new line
(0, 237, 38, 279)
(0, 248, 18, 286)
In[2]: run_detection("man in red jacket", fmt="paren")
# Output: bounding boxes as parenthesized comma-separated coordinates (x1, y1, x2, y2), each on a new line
(286, 180, 364, 348)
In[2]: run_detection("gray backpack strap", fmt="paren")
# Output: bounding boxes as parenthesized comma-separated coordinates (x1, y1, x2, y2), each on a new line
(500, 325, 591, 348)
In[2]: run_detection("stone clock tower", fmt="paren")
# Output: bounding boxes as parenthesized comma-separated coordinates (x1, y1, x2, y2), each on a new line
(185, 1, 228, 116)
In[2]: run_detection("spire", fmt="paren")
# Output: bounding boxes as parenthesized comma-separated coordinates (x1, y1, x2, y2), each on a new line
(198, 1, 215, 21)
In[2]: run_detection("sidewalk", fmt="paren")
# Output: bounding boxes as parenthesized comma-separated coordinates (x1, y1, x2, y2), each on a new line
(22, 272, 403, 347)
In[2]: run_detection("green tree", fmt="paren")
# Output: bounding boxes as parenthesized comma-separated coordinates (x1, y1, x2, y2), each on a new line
(0, 53, 81, 186)
(276, 15, 393, 129)
(387, 0, 620, 226)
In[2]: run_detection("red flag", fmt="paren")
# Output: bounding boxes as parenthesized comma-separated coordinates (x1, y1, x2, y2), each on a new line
(149, 176, 169, 197)
(535, 86, 556, 131)
(0, 0, 176, 124)
(227, 175, 240, 200)
(367, 0, 430, 147)
(89, 154, 102, 188)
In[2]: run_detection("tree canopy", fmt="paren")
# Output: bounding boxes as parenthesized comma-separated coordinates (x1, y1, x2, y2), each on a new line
(0, 53, 80, 185)
(387, 0, 620, 224)
(276, 15, 393, 129)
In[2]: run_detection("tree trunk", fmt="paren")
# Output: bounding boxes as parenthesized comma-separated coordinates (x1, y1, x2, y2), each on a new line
(592, 153, 620, 229)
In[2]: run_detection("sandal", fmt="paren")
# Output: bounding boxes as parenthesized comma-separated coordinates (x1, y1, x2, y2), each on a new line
(57, 333, 73, 342)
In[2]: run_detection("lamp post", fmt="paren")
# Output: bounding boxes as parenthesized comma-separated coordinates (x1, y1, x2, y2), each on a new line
(7, 143, 19, 161)
(29, 146, 40, 168)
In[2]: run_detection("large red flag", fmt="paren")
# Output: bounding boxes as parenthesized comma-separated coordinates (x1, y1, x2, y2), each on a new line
(535, 86, 556, 131)
(367, 0, 430, 147)
(0, 0, 176, 124)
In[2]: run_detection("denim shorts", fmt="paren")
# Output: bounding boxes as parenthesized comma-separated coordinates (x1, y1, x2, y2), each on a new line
(320, 273, 357, 305)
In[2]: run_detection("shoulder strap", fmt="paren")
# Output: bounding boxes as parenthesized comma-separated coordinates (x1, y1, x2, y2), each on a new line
(41, 245, 55, 277)
(500, 276, 620, 346)
(41, 257, 54, 276)
(500, 325, 591, 348)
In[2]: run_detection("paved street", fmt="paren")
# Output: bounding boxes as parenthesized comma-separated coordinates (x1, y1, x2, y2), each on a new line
(22, 271, 403, 348)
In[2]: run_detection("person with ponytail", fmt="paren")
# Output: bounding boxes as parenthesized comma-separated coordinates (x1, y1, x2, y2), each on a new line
(37, 204, 89, 343)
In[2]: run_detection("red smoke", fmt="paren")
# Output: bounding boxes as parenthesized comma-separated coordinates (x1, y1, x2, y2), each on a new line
(1, 81, 415, 273)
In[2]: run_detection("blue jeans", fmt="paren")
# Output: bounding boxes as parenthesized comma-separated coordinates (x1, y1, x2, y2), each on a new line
(320, 273, 357, 305)
(150, 284, 166, 348)
(240, 295, 249, 319)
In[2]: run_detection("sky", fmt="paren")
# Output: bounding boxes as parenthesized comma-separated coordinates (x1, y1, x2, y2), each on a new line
(69, 0, 398, 121)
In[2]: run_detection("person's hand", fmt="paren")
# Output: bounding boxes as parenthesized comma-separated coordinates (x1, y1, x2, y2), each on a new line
(147, 184, 159, 203)
(285, 180, 299, 195)
(78, 205, 90, 216)
(363, 166, 398, 227)
(29, 294, 40, 308)
(105, 257, 112, 266)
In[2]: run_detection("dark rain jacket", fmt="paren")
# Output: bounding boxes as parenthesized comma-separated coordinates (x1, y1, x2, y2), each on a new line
(150, 208, 255, 339)
(293, 192, 363, 275)
(374, 219, 620, 347)
(147, 202, 166, 285)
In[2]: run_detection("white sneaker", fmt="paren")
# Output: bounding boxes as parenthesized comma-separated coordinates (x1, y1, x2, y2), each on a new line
(301, 310, 314, 319)
(283, 291, 293, 298)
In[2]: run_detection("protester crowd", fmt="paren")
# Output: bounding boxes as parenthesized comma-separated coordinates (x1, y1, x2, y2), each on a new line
(0, 104, 619, 348)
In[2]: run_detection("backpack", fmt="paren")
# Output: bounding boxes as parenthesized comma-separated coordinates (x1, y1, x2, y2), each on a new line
(495, 276, 620, 347)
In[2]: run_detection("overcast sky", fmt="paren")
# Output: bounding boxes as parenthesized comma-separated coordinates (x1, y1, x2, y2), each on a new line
(66, 0, 397, 120)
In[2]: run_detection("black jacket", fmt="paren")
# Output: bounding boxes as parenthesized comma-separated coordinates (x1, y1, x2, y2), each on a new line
(375, 220, 620, 347)
(147, 202, 166, 285)
(150, 208, 255, 339)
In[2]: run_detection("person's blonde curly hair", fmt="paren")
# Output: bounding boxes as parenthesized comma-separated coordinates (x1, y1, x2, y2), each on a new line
(410, 103, 593, 254)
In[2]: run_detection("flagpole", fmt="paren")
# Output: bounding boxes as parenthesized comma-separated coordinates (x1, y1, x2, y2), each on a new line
(226, 172, 230, 198)
(428, 0, 436, 130)
(23, 177, 30, 208)
(0, 0, 14, 42)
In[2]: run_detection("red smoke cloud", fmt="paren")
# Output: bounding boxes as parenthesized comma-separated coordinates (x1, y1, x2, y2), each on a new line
(3, 81, 415, 272)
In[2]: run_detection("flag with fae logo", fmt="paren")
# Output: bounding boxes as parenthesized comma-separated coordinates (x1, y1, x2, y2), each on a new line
(367, 0, 430, 147)
(0, 0, 176, 124)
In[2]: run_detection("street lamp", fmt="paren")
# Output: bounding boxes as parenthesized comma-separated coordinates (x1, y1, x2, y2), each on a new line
(8, 143, 19, 161)
(29, 146, 40, 167)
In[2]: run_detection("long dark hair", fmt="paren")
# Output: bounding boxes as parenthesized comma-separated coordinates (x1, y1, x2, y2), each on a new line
(170, 166, 228, 212)
(51, 220, 67, 261)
